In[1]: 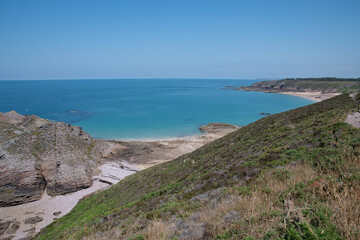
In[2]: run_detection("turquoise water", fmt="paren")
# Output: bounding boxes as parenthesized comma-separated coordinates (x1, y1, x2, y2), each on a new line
(0, 79, 314, 139)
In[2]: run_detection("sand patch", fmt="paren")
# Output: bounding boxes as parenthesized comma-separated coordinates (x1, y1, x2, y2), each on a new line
(278, 91, 341, 102)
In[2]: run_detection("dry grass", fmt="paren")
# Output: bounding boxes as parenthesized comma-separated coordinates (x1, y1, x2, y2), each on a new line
(145, 162, 318, 239)
(83, 217, 147, 240)
(256, 162, 318, 195)
(84, 159, 359, 240)
(325, 181, 360, 240)
(145, 219, 176, 240)
(320, 155, 360, 240)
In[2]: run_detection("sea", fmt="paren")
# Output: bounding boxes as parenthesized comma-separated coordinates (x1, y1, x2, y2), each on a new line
(0, 79, 314, 139)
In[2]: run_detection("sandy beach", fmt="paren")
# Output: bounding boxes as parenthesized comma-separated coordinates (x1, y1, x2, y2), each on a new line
(122, 133, 224, 170)
(278, 91, 341, 102)
(101, 123, 240, 170)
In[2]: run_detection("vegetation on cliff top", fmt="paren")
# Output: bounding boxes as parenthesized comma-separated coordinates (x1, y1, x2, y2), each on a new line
(35, 93, 360, 240)
(239, 78, 360, 93)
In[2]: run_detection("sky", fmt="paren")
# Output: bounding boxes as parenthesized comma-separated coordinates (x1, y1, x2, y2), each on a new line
(0, 0, 359, 80)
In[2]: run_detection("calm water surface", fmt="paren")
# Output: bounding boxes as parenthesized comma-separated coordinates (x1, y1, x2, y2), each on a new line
(0, 79, 314, 139)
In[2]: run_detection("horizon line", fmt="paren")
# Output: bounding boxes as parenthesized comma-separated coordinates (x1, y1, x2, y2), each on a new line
(0, 77, 278, 81)
(1, 76, 358, 81)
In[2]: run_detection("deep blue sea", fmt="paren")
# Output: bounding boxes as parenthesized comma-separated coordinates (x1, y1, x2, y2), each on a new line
(0, 79, 314, 139)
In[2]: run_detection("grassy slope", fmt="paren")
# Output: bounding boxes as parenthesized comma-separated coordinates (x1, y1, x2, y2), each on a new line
(35, 94, 360, 240)
(243, 78, 360, 93)
(280, 80, 360, 93)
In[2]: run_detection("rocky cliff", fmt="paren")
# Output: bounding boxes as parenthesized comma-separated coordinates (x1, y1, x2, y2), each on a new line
(0, 111, 99, 207)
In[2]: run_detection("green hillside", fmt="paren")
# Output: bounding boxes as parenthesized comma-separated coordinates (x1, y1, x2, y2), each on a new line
(35, 93, 360, 240)
(240, 78, 360, 93)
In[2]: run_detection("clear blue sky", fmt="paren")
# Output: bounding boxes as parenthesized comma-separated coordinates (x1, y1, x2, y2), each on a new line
(0, 0, 359, 80)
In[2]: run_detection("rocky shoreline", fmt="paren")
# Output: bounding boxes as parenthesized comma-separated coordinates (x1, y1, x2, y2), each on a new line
(103, 123, 240, 170)
(0, 112, 240, 240)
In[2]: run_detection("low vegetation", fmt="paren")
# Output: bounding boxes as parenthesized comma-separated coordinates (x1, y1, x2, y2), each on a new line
(239, 78, 360, 93)
(35, 93, 360, 240)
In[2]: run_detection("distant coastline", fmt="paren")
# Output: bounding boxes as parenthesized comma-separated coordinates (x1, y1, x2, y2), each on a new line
(235, 77, 359, 102)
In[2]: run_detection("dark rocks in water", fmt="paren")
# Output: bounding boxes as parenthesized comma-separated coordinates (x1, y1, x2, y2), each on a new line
(198, 123, 240, 134)
(260, 112, 271, 116)
(0, 111, 100, 207)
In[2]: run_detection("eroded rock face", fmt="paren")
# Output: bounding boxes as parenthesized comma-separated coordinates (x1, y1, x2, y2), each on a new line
(0, 111, 98, 207)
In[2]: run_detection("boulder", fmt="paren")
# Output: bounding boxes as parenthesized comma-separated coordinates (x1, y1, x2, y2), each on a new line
(24, 216, 43, 225)
(0, 221, 11, 235)
(0, 111, 99, 206)
(0, 220, 19, 236)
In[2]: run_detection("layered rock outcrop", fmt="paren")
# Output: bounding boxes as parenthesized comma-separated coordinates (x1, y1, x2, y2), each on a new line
(0, 111, 98, 207)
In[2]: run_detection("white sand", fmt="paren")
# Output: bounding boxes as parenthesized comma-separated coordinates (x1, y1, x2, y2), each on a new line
(0, 162, 137, 240)
(279, 91, 341, 102)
